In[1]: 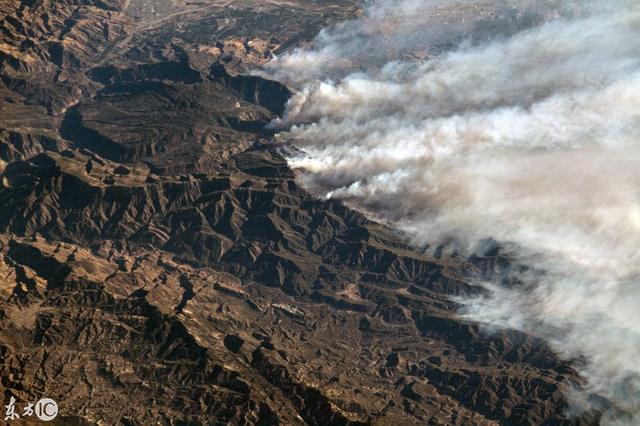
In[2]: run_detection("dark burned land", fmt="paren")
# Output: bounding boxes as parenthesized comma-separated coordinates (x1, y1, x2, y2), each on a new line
(0, 1, 605, 424)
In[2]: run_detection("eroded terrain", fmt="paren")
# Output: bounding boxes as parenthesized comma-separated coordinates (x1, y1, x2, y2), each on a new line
(0, 1, 606, 424)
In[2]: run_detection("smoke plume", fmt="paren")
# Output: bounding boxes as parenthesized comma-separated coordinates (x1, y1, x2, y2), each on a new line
(261, 0, 640, 423)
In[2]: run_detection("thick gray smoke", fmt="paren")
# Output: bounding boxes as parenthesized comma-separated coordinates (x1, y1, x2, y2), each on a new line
(262, 0, 588, 86)
(262, 0, 640, 423)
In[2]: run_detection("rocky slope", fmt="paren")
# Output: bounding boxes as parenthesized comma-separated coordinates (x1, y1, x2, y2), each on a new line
(0, 1, 610, 424)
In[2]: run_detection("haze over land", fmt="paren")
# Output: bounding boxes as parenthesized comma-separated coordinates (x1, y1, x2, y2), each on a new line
(264, 0, 640, 422)
(0, 0, 636, 423)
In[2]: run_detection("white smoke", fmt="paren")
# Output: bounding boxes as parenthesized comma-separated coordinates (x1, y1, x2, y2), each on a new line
(261, 0, 588, 86)
(263, 0, 640, 423)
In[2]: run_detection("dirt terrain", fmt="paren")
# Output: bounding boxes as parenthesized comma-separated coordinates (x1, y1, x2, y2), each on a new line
(0, 1, 609, 424)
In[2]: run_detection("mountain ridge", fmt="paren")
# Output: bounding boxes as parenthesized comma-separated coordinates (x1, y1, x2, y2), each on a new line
(0, 1, 611, 424)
